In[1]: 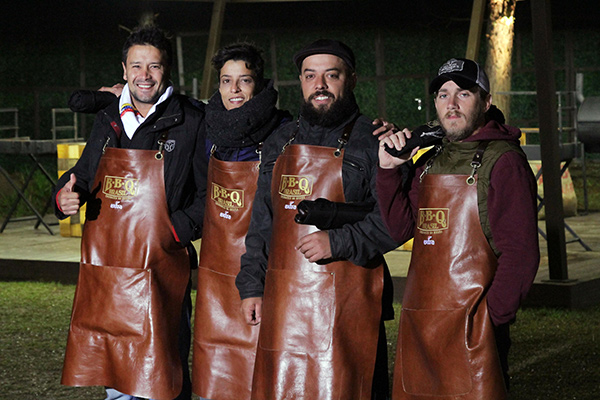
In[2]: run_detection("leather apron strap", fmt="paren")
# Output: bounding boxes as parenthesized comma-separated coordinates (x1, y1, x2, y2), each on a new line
(62, 147, 190, 400)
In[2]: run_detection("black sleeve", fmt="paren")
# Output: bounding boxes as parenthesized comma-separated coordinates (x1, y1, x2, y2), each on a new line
(328, 161, 401, 265)
(170, 113, 208, 246)
(235, 158, 275, 299)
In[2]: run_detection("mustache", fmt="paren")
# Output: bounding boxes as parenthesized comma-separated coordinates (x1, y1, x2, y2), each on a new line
(309, 90, 335, 101)
(444, 111, 464, 119)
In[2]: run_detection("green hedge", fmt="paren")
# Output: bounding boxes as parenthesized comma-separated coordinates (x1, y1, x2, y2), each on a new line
(1, 26, 599, 139)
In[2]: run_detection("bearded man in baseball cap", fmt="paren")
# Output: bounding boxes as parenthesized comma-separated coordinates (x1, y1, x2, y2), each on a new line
(377, 58, 540, 399)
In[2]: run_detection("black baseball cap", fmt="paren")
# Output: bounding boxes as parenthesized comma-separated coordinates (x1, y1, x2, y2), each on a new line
(429, 58, 490, 94)
(293, 39, 356, 72)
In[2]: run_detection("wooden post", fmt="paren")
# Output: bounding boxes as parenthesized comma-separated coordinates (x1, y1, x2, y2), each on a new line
(485, 0, 517, 122)
(200, 0, 227, 100)
(375, 31, 387, 120)
(34, 91, 40, 140)
(466, 0, 486, 60)
(531, 0, 569, 281)
(79, 37, 88, 138)
(176, 35, 186, 95)
(269, 35, 281, 107)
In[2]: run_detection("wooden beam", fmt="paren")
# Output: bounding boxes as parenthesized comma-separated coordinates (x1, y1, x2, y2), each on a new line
(229, 0, 343, 1)
(466, 0, 486, 60)
(176, 35, 186, 94)
(375, 32, 387, 120)
(200, 0, 227, 100)
(531, 0, 569, 281)
(144, 0, 345, 2)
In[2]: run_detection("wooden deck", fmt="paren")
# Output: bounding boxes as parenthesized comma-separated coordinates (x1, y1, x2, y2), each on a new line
(1, 212, 599, 309)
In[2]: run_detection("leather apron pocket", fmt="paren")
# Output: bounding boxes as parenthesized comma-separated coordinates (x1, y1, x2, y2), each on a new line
(71, 263, 150, 340)
(195, 266, 252, 347)
(401, 308, 472, 396)
(259, 269, 334, 353)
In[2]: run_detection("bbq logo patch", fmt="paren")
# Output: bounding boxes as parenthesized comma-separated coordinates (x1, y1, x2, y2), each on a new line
(417, 208, 449, 234)
(103, 176, 139, 200)
(212, 183, 244, 211)
(278, 175, 313, 200)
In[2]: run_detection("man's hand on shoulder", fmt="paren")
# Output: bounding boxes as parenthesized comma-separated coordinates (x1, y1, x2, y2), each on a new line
(98, 83, 124, 97)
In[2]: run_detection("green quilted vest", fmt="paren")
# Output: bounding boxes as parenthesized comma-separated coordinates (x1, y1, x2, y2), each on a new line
(425, 139, 527, 256)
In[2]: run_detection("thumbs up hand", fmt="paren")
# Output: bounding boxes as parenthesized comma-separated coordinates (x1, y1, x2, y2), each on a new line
(58, 173, 81, 215)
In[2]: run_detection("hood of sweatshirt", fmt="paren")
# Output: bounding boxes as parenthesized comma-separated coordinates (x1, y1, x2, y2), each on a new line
(462, 120, 522, 144)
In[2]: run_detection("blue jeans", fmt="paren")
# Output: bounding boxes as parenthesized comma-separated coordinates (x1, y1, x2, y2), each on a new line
(104, 390, 209, 400)
(105, 387, 151, 400)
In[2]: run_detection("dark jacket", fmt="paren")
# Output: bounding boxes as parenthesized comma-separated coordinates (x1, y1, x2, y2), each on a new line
(236, 110, 400, 317)
(53, 93, 209, 248)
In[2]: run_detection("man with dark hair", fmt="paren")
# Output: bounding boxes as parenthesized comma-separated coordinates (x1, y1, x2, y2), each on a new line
(377, 58, 539, 399)
(56, 25, 208, 400)
(122, 26, 174, 67)
(235, 38, 400, 399)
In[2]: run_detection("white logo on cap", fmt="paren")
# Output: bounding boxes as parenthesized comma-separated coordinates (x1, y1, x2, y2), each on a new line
(438, 59, 464, 75)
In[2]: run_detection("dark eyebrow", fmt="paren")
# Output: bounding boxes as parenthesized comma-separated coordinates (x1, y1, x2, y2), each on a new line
(302, 67, 342, 74)
(220, 74, 254, 79)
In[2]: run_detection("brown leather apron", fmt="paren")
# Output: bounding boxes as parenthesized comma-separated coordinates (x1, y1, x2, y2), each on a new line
(392, 173, 507, 399)
(251, 144, 384, 400)
(192, 156, 260, 400)
(61, 147, 190, 400)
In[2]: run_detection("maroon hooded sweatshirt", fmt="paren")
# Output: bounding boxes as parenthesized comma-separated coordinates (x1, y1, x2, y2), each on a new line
(376, 120, 540, 326)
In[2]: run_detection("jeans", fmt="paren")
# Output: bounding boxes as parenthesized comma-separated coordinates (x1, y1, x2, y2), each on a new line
(105, 388, 150, 400)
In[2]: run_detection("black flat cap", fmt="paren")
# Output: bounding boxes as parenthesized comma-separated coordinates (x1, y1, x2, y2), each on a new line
(293, 39, 356, 72)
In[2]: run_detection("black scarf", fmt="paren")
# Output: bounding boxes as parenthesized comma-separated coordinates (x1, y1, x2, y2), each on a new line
(205, 80, 284, 148)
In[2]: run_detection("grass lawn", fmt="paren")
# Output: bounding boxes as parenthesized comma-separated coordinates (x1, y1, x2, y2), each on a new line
(1, 281, 599, 399)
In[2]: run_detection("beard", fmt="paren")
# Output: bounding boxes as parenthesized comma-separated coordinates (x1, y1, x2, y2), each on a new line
(300, 87, 358, 128)
(439, 101, 487, 142)
(131, 89, 162, 106)
(129, 81, 166, 108)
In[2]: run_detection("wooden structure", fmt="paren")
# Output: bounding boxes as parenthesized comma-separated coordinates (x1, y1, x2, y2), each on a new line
(466, 0, 572, 283)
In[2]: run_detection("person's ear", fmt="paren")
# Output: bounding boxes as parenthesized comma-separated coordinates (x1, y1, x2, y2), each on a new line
(348, 72, 357, 91)
(484, 94, 492, 112)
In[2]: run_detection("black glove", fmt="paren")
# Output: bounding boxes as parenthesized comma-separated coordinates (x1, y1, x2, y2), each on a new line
(294, 198, 374, 230)
(384, 120, 444, 158)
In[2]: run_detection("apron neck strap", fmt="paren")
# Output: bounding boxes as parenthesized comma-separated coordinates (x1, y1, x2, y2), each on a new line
(334, 115, 358, 157)
(282, 115, 359, 156)
(466, 141, 490, 185)
(155, 131, 170, 160)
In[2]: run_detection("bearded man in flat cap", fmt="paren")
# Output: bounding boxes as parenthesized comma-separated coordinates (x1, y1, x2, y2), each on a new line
(235, 39, 401, 399)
